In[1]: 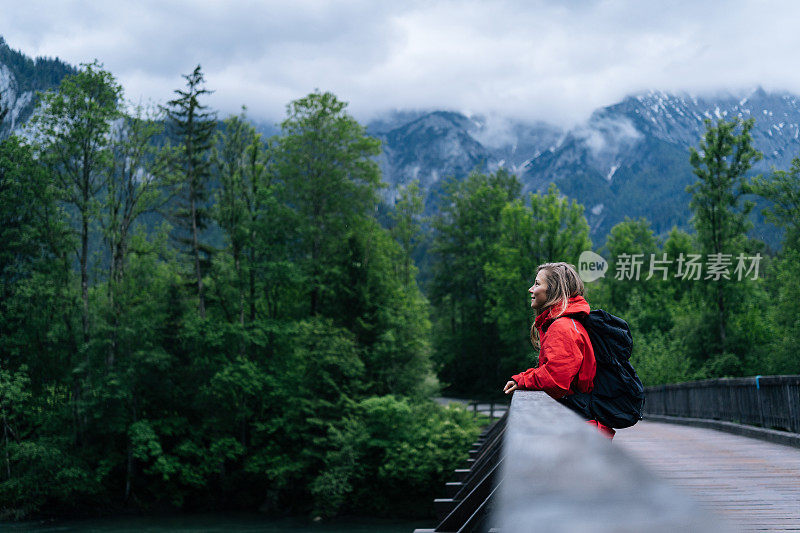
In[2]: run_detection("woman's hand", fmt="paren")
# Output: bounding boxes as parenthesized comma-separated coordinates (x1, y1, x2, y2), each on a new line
(503, 380, 518, 395)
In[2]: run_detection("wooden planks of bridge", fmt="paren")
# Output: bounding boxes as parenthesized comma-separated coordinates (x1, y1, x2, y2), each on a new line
(615, 420, 800, 532)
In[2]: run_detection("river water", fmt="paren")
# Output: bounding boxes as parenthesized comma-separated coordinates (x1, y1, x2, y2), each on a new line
(3, 513, 428, 532)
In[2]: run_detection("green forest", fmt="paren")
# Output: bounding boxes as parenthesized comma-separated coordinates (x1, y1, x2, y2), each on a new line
(1, 61, 799, 521)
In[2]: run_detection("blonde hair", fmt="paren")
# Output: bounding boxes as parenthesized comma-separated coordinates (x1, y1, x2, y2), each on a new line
(530, 262, 585, 349)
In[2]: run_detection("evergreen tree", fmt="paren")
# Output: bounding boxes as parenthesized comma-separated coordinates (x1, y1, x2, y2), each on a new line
(390, 180, 424, 286)
(601, 217, 661, 317)
(0, 37, 75, 94)
(0, 135, 74, 372)
(687, 118, 761, 358)
(749, 157, 800, 249)
(749, 156, 800, 373)
(484, 183, 591, 378)
(164, 65, 217, 318)
(1, 83, 481, 520)
(274, 90, 382, 318)
(212, 108, 262, 327)
(430, 169, 521, 395)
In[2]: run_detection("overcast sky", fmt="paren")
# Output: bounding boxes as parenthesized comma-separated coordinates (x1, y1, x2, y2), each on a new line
(3, 1, 799, 126)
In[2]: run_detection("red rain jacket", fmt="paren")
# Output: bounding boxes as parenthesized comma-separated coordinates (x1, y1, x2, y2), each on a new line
(511, 296, 596, 400)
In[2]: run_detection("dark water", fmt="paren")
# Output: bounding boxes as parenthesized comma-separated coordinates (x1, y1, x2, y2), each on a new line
(2, 513, 428, 532)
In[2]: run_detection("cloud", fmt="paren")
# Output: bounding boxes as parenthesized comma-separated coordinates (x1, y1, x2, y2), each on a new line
(468, 114, 519, 150)
(574, 117, 642, 158)
(3, 0, 800, 126)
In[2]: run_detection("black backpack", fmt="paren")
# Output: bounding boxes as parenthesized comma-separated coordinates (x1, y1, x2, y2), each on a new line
(556, 309, 645, 429)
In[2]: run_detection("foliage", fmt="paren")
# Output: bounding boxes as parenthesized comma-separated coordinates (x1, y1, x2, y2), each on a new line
(748, 156, 800, 374)
(274, 90, 382, 317)
(390, 180, 425, 285)
(597, 217, 663, 333)
(164, 65, 217, 318)
(0, 136, 71, 292)
(485, 184, 591, 378)
(308, 395, 481, 517)
(749, 157, 800, 250)
(686, 118, 762, 361)
(1, 81, 463, 522)
(430, 169, 522, 395)
(28, 60, 123, 345)
(9, 57, 800, 524)
(760, 249, 800, 374)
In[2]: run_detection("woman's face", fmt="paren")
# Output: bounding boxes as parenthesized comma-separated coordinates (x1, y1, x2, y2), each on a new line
(529, 271, 549, 311)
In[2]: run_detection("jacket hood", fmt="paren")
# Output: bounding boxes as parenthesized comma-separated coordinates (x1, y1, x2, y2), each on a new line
(535, 295, 590, 332)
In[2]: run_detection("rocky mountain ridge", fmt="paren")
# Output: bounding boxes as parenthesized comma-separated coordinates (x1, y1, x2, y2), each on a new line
(0, 36, 791, 245)
(368, 88, 796, 243)
(0, 37, 74, 137)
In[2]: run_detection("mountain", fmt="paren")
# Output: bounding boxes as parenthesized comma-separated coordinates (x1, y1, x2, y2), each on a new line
(369, 89, 798, 246)
(525, 89, 799, 241)
(0, 37, 75, 136)
(368, 111, 563, 205)
(1, 36, 794, 247)
(366, 111, 565, 218)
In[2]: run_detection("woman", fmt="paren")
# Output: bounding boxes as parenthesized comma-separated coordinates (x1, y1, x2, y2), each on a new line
(502, 262, 615, 439)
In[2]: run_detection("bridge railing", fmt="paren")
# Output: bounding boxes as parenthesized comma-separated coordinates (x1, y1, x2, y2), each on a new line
(645, 375, 800, 432)
(417, 390, 726, 532)
(467, 399, 507, 421)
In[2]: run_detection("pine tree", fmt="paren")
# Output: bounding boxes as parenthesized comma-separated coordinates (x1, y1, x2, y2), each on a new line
(164, 65, 216, 318)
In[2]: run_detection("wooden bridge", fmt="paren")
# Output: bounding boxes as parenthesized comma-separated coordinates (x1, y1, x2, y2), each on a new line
(417, 376, 800, 533)
(617, 420, 800, 531)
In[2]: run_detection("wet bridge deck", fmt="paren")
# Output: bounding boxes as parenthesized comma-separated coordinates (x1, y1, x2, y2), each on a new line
(616, 421, 800, 532)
